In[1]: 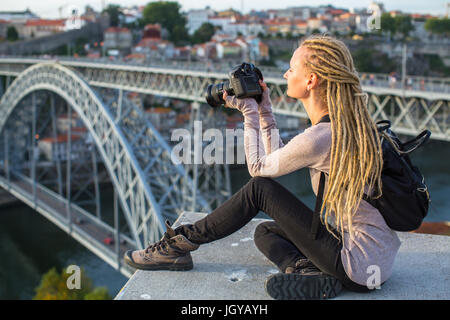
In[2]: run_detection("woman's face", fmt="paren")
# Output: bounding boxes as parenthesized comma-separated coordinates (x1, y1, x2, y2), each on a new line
(283, 47, 316, 99)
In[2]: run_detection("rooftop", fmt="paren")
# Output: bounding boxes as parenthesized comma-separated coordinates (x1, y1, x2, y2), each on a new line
(116, 212, 450, 300)
(39, 134, 82, 143)
(25, 19, 65, 27)
(105, 27, 131, 34)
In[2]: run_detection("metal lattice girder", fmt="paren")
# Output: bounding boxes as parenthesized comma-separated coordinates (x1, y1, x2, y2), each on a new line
(0, 63, 206, 248)
(185, 102, 232, 210)
(366, 88, 450, 141)
(0, 58, 448, 141)
(1, 57, 450, 93)
(102, 88, 211, 216)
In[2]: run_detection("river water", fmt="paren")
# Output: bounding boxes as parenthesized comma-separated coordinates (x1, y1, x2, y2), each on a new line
(0, 138, 448, 299)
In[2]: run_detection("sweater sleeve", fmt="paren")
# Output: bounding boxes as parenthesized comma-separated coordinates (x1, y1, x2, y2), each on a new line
(259, 109, 285, 153)
(244, 109, 331, 178)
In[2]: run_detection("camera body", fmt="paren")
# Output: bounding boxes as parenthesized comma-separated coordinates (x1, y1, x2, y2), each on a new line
(205, 62, 263, 107)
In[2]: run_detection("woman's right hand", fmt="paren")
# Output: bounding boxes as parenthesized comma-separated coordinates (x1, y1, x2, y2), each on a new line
(258, 80, 273, 115)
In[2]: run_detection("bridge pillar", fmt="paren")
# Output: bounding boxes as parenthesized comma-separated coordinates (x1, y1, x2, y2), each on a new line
(116, 88, 123, 122)
(3, 129, 9, 183)
(114, 189, 120, 269)
(185, 102, 232, 211)
(189, 101, 201, 211)
(31, 92, 36, 204)
(92, 149, 101, 219)
(66, 105, 72, 233)
(50, 93, 64, 196)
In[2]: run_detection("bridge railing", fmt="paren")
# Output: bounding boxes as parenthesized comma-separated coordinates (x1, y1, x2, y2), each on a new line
(9, 170, 136, 248)
(0, 57, 448, 141)
(1, 55, 449, 93)
(0, 170, 135, 276)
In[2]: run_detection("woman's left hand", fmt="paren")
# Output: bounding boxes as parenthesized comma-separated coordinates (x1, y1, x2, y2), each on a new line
(222, 91, 258, 114)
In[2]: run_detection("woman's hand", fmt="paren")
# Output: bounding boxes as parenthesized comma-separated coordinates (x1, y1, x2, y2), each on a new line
(221, 80, 273, 115)
(258, 80, 273, 116)
(222, 91, 258, 114)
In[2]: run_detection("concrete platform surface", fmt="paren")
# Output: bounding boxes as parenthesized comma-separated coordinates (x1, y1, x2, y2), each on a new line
(115, 212, 450, 300)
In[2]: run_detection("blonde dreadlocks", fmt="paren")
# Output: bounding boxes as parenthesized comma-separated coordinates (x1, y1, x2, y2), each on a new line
(300, 35, 384, 240)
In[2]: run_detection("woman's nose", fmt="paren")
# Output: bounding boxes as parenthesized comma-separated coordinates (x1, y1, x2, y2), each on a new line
(283, 71, 288, 80)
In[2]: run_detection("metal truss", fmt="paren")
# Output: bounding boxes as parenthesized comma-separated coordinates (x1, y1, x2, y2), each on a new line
(100, 88, 211, 215)
(1, 57, 449, 93)
(0, 62, 207, 255)
(185, 102, 232, 210)
(0, 58, 448, 141)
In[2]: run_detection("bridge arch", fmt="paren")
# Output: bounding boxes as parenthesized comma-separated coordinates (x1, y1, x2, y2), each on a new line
(0, 63, 174, 247)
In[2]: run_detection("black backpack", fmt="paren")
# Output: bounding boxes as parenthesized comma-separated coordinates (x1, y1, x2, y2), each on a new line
(311, 117, 431, 239)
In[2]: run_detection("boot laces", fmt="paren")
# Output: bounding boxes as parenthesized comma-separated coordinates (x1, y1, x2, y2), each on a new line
(144, 233, 174, 254)
(293, 259, 322, 274)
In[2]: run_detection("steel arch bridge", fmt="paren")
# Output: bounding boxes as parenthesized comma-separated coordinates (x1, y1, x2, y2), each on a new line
(0, 63, 213, 276)
(0, 57, 448, 141)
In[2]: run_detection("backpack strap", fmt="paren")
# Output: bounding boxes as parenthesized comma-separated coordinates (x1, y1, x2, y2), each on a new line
(311, 171, 326, 240)
(376, 120, 391, 132)
(310, 114, 330, 240)
(401, 130, 431, 154)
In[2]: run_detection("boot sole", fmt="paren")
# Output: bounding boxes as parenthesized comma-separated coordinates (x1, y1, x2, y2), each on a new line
(265, 273, 343, 300)
(124, 251, 193, 271)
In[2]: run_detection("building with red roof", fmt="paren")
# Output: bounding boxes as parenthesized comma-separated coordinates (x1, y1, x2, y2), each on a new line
(38, 134, 88, 162)
(143, 24, 161, 40)
(22, 19, 66, 38)
(104, 27, 132, 56)
(0, 19, 9, 40)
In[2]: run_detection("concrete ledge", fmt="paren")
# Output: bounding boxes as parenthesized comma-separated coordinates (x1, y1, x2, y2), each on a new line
(115, 212, 450, 300)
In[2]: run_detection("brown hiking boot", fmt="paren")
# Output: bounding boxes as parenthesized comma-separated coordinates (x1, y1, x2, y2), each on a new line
(284, 258, 322, 274)
(265, 259, 343, 300)
(124, 220, 199, 271)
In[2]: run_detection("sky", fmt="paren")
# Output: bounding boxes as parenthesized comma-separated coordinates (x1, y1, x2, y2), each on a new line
(0, 0, 447, 18)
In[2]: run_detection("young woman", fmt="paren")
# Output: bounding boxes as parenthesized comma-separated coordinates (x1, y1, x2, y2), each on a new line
(124, 35, 401, 300)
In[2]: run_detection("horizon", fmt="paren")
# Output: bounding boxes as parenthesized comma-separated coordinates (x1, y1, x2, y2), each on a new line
(0, 0, 448, 19)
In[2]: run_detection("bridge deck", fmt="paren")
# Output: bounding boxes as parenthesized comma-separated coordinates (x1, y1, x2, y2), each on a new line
(115, 211, 450, 300)
(0, 172, 135, 277)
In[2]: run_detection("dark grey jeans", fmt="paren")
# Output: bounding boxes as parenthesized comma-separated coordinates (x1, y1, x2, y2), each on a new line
(176, 176, 372, 293)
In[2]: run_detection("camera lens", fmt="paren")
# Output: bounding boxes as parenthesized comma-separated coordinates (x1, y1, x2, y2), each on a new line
(205, 81, 231, 107)
(205, 84, 221, 107)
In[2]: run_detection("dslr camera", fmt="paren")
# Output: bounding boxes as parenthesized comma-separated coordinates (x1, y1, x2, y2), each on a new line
(205, 62, 263, 107)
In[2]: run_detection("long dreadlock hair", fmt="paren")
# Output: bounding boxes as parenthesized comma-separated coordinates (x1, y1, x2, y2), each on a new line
(300, 35, 384, 240)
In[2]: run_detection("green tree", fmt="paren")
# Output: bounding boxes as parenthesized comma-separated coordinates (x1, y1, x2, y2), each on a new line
(352, 47, 396, 74)
(142, 1, 188, 44)
(381, 13, 414, 40)
(191, 22, 215, 44)
(103, 4, 122, 27)
(394, 15, 414, 40)
(34, 267, 111, 300)
(6, 26, 19, 42)
(84, 287, 112, 300)
(425, 18, 450, 35)
(380, 12, 395, 39)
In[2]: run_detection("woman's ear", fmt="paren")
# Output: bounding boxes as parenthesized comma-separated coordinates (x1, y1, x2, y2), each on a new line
(309, 73, 320, 89)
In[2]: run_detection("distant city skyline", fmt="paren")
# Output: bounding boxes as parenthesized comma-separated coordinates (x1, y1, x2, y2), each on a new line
(0, 0, 447, 18)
